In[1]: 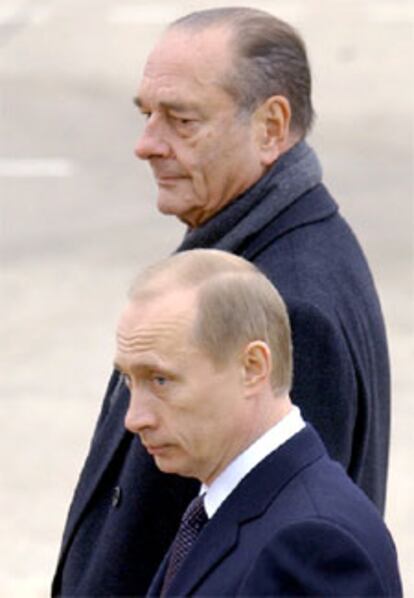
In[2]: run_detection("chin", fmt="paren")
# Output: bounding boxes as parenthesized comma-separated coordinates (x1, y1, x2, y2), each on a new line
(154, 454, 178, 473)
(154, 456, 195, 479)
(157, 193, 201, 226)
(157, 196, 182, 217)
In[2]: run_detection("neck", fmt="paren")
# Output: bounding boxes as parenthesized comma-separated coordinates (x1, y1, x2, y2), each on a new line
(252, 393, 293, 442)
(202, 393, 292, 486)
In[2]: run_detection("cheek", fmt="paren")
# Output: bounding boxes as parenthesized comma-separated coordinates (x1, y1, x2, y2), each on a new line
(188, 148, 229, 202)
(203, 131, 252, 185)
(184, 129, 221, 174)
(173, 402, 216, 450)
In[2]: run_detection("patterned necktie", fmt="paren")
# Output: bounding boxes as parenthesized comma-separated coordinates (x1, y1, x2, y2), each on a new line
(161, 494, 208, 596)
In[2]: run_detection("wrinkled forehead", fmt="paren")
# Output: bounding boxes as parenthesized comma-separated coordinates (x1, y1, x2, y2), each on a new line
(116, 289, 199, 352)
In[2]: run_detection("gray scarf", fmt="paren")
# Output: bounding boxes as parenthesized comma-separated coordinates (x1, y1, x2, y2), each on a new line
(177, 141, 322, 254)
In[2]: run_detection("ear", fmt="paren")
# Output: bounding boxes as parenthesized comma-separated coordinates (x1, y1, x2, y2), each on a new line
(242, 341, 272, 396)
(253, 96, 292, 166)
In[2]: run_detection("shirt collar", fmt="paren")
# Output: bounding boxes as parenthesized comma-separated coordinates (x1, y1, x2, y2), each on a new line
(201, 406, 305, 519)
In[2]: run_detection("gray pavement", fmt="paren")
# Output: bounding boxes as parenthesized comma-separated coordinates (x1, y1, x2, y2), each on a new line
(1, 0, 413, 595)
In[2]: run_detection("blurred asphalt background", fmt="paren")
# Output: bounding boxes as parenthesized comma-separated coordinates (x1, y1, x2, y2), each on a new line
(0, 0, 413, 595)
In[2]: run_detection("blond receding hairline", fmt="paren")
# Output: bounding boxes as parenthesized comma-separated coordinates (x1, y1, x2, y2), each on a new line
(128, 250, 292, 395)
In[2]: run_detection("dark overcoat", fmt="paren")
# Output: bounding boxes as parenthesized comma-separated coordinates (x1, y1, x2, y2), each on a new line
(52, 182, 390, 596)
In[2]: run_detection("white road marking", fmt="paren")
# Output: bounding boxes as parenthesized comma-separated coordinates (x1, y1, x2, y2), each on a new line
(0, 159, 75, 178)
(0, 4, 51, 26)
(0, 5, 24, 24)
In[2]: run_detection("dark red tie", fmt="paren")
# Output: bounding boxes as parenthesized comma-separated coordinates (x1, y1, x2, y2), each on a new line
(161, 494, 208, 596)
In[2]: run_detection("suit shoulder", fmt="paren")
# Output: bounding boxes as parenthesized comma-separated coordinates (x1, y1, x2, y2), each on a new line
(243, 516, 401, 597)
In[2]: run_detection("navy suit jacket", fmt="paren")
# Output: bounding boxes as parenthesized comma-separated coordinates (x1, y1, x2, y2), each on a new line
(52, 184, 390, 596)
(148, 426, 401, 597)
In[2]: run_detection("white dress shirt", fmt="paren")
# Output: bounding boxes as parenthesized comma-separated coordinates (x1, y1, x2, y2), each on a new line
(201, 406, 305, 519)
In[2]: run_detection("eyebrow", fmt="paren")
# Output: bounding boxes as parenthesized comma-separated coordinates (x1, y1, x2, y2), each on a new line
(133, 96, 200, 115)
(113, 359, 176, 378)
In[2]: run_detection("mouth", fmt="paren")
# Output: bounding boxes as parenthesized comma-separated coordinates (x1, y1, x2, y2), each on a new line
(150, 164, 187, 185)
(156, 175, 186, 187)
(144, 443, 171, 456)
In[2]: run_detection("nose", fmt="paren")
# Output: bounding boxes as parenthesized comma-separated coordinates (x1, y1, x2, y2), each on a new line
(134, 115, 171, 160)
(124, 388, 158, 435)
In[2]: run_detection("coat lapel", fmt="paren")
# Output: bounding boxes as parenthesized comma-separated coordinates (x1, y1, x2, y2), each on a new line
(162, 426, 326, 596)
(146, 551, 170, 596)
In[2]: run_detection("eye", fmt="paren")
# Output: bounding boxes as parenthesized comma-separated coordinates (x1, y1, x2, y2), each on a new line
(170, 114, 196, 127)
(152, 374, 168, 387)
(150, 372, 170, 389)
(139, 110, 152, 121)
(177, 117, 192, 125)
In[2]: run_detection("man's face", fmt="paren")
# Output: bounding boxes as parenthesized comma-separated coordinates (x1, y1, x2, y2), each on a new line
(134, 27, 266, 227)
(115, 289, 253, 485)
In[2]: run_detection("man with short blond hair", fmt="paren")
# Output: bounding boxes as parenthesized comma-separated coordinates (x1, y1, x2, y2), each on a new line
(114, 249, 401, 597)
(53, 8, 390, 596)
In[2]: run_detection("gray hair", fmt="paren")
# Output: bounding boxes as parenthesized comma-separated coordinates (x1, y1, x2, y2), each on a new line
(170, 7, 314, 137)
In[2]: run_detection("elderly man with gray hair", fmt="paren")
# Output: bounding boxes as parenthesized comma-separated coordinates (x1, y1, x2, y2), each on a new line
(53, 7, 390, 597)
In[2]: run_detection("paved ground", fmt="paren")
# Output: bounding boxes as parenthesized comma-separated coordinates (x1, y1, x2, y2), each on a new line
(1, 0, 413, 595)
